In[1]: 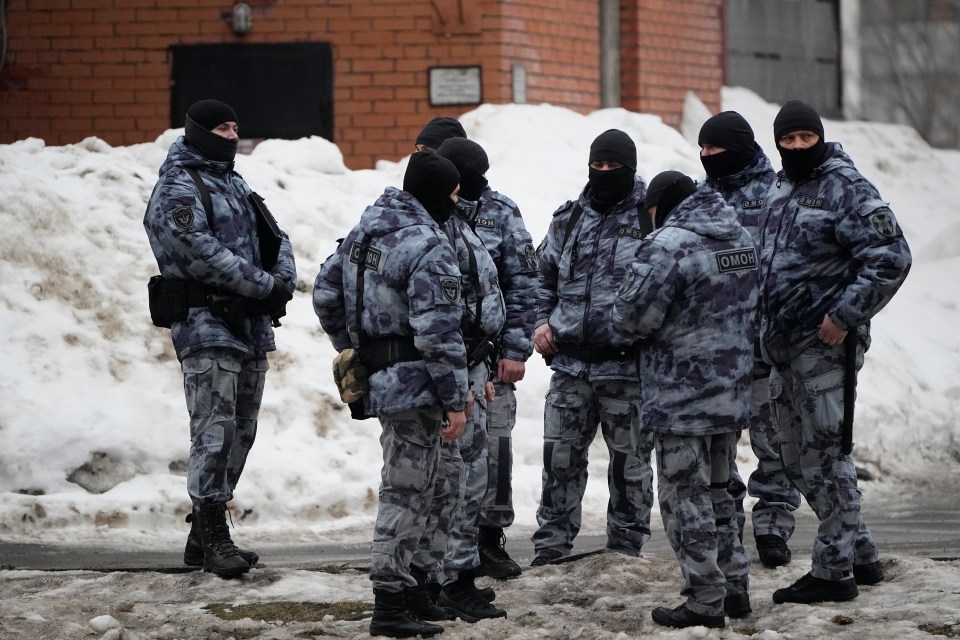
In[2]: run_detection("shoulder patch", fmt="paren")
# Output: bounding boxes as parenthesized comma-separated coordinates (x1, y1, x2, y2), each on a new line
(617, 226, 645, 240)
(171, 206, 193, 229)
(742, 198, 763, 210)
(523, 243, 538, 270)
(869, 209, 896, 238)
(475, 217, 496, 229)
(349, 241, 384, 272)
(439, 276, 460, 303)
(714, 247, 758, 273)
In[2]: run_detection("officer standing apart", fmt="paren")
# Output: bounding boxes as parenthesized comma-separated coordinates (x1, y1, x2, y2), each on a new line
(614, 171, 757, 629)
(144, 99, 296, 578)
(758, 100, 912, 604)
(532, 129, 654, 565)
(437, 137, 538, 580)
(698, 111, 801, 568)
(314, 152, 470, 639)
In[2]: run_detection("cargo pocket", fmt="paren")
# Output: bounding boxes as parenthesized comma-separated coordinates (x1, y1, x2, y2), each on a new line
(182, 357, 214, 418)
(802, 369, 845, 440)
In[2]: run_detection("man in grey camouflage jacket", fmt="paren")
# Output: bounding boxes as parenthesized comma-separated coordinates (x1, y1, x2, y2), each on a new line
(437, 137, 538, 580)
(699, 111, 801, 569)
(144, 99, 296, 579)
(314, 152, 470, 639)
(758, 100, 912, 605)
(613, 171, 757, 629)
(531, 129, 654, 565)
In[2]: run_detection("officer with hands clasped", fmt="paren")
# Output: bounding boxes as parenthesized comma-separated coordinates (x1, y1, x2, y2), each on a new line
(531, 129, 655, 565)
(613, 171, 757, 629)
(143, 99, 296, 578)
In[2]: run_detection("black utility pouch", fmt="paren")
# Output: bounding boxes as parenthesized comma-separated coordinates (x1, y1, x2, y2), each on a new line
(148, 276, 188, 328)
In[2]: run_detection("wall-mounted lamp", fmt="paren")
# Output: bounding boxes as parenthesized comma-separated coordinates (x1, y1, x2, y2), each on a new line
(232, 3, 252, 36)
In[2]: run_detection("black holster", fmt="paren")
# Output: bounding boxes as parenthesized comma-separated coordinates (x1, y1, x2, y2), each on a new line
(465, 336, 496, 368)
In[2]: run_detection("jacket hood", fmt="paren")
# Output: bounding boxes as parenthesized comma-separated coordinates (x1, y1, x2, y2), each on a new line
(657, 185, 741, 241)
(159, 137, 234, 177)
(358, 186, 440, 238)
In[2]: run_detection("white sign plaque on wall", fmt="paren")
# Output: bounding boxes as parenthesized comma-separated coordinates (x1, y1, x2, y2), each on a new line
(429, 66, 482, 106)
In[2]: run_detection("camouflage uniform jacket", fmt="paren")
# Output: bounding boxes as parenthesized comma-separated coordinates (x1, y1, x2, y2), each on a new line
(314, 187, 469, 415)
(456, 187, 537, 363)
(757, 143, 912, 367)
(705, 147, 777, 245)
(445, 215, 507, 351)
(143, 137, 297, 361)
(612, 186, 758, 436)
(536, 176, 648, 381)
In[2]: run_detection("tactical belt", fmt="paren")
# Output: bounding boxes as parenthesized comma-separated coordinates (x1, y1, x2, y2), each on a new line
(556, 342, 637, 363)
(363, 336, 422, 376)
(181, 280, 214, 307)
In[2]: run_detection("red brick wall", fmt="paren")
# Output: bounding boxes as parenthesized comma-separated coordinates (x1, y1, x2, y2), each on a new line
(0, 0, 721, 168)
(621, 0, 723, 127)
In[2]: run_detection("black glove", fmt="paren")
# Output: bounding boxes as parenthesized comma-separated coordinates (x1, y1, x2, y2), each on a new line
(255, 279, 293, 317)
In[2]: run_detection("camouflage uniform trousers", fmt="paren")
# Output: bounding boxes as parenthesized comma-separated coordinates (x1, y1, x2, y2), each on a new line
(182, 347, 268, 507)
(656, 431, 750, 617)
(443, 362, 491, 580)
(532, 372, 654, 557)
(727, 360, 802, 539)
(478, 380, 517, 528)
(371, 405, 444, 592)
(412, 439, 464, 585)
(769, 341, 879, 581)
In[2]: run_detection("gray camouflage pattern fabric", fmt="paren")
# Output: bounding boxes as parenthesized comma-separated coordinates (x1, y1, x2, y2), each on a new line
(769, 342, 879, 580)
(314, 186, 469, 415)
(758, 143, 911, 582)
(412, 439, 464, 586)
(182, 348, 267, 507)
(707, 150, 800, 539)
(656, 432, 749, 616)
(612, 185, 758, 436)
(532, 375, 653, 556)
(757, 142, 912, 367)
(536, 176, 649, 381)
(445, 215, 506, 346)
(370, 406, 445, 591)
(143, 137, 296, 361)
(479, 380, 517, 528)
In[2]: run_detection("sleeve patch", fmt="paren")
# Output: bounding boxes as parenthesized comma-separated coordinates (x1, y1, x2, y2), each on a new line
(869, 209, 896, 238)
(440, 276, 460, 303)
(523, 244, 538, 270)
(171, 206, 194, 229)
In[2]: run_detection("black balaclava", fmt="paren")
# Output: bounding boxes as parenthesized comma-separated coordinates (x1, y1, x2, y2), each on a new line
(698, 110, 757, 179)
(415, 117, 467, 151)
(184, 99, 239, 163)
(437, 137, 490, 201)
(644, 170, 696, 228)
(587, 129, 637, 211)
(774, 100, 827, 181)
(403, 152, 461, 224)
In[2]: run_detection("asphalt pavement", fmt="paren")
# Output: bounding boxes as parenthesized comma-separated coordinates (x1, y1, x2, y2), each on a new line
(2, 476, 958, 573)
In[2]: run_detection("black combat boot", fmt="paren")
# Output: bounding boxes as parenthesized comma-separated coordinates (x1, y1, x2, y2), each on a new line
(369, 588, 444, 638)
(477, 526, 522, 579)
(724, 592, 752, 618)
(407, 568, 456, 621)
(651, 603, 725, 629)
(195, 503, 250, 578)
(756, 534, 792, 568)
(772, 573, 858, 604)
(437, 569, 507, 623)
(183, 511, 259, 567)
(853, 560, 885, 585)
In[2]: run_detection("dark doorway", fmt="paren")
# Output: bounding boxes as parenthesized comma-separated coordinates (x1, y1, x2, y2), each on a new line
(170, 43, 334, 141)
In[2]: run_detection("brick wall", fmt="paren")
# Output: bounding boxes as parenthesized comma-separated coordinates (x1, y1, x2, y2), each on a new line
(0, 0, 721, 168)
(622, 0, 723, 127)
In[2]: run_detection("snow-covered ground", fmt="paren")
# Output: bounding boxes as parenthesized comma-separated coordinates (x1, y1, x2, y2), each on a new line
(1, 87, 958, 638)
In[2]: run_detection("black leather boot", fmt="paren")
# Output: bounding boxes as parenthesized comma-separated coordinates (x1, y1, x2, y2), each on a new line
(183, 511, 259, 567)
(651, 603, 725, 629)
(437, 569, 507, 623)
(369, 588, 443, 638)
(195, 503, 249, 578)
(477, 526, 522, 579)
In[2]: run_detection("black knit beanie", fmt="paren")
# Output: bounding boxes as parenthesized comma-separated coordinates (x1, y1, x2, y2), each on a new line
(415, 117, 467, 151)
(773, 100, 824, 142)
(644, 170, 696, 227)
(699, 111, 755, 157)
(184, 99, 239, 163)
(588, 129, 637, 171)
(437, 137, 489, 201)
(403, 152, 461, 222)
